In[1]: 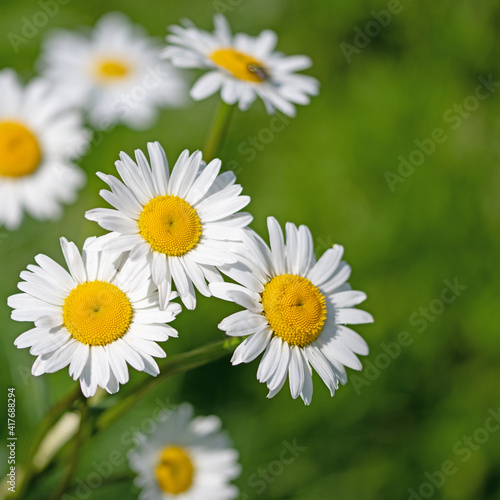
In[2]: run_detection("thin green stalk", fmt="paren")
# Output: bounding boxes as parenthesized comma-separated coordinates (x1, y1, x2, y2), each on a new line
(50, 400, 89, 500)
(14, 338, 240, 497)
(204, 101, 235, 160)
(96, 338, 240, 432)
(14, 386, 82, 498)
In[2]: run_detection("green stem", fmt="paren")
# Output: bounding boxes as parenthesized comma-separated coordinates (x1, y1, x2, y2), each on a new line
(14, 386, 82, 498)
(14, 338, 240, 497)
(204, 101, 235, 160)
(50, 400, 89, 500)
(96, 338, 240, 432)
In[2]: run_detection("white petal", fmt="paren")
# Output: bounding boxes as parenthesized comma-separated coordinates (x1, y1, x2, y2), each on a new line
(210, 283, 262, 313)
(321, 335, 362, 371)
(305, 345, 337, 396)
(336, 308, 374, 325)
(33, 254, 76, 291)
(85, 208, 138, 234)
(335, 325, 369, 355)
(14, 328, 44, 349)
(296, 225, 315, 276)
(257, 336, 282, 383)
(299, 350, 313, 405)
(268, 216, 286, 275)
(288, 346, 304, 399)
(60, 237, 87, 283)
(198, 194, 250, 222)
(218, 261, 264, 293)
(190, 71, 224, 100)
(35, 313, 63, 328)
(91, 346, 110, 387)
(170, 257, 196, 310)
(231, 327, 272, 364)
(330, 291, 367, 308)
(308, 245, 344, 286)
(285, 222, 299, 274)
(148, 142, 170, 196)
(106, 343, 129, 385)
(185, 158, 221, 205)
(44, 339, 78, 373)
(181, 257, 210, 296)
(321, 262, 352, 293)
(151, 252, 168, 286)
(218, 310, 268, 336)
(17, 281, 64, 306)
(114, 338, 145, 372)
(69, 343, 90, 380)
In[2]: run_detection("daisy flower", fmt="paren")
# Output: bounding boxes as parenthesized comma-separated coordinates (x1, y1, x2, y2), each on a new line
(39, 12, 186, 130)
(0, 69, 89, 230)
(9, 237, 180, 397)
(163, 15, 319, 116)
(128, 403, 241, 500)
(210, 217, 374, 405)
(85, 142, 252, 310)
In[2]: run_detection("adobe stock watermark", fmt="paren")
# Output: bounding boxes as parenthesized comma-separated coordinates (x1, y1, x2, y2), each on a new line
(385, 74, 500, 192)
(408, 406, 500, 499)
(61, 396, 172, 500)
(340, 0, 409, 63)
(62, 60, 169, 159)
(7, 0, 72, 54)
(350, 278, 467, 395)
(314, 234, 335, 256)
(224, 112, 291, 176)
(111, 65, 179, 123)
(60, 64, 181, 162)
(213, 0, 245, 14)
(239, 440, 306, 499)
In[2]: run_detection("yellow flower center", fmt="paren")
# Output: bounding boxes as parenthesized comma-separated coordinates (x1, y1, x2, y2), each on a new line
(155, 445, 194, 495)
(0, 121, 42, 177)
(94, 58, 131, 82)
(138, 195, 202, 256)
(210, 48, 268, 82)
(261, 274, 327, 347)
(62, 281, 132, 346)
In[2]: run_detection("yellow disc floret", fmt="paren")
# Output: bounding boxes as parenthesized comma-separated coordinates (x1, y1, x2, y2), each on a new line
(261, 274, 327, 347)
(155, 445, 194, 495)
(0, 121, 42, 177)
(138, 195, 202, 256)
(94, 58, 131, 82)
(210, 48, 268, 82)
(62, 281, 132, 346)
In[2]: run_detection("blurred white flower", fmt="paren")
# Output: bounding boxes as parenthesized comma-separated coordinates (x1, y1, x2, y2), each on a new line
(0, 69, 89, 230)
(86, 142, 252, 310)
(39, 12, 186, 130)
(211, 217, 373, 405)
(9, 237, 180, 397)
(128, 403, 241, 500)
(163, 15, 319, 116)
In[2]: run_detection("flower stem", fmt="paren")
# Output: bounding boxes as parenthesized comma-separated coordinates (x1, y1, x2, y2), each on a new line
(14, 386, 82, 498)
(96, 338, 240, 432)
(204, 101, 235, 160)
(14, 337, 241, 498)
(50, 400, 89, 500)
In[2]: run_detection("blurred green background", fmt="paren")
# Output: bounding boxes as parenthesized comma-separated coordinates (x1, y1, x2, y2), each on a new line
(1, 0, 500, 499)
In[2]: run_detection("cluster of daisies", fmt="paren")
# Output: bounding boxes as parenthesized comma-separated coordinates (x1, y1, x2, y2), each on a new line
(10, 139, 373, 405)
(6, 11, 372, 500)
(0, 13, 318, 230)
